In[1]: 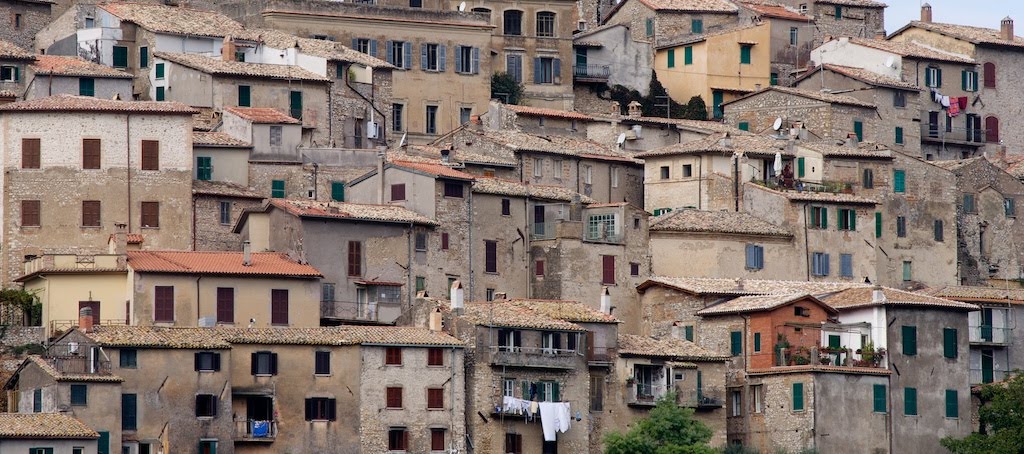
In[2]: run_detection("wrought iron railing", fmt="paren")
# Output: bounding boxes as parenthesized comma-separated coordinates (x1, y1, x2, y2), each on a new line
(235, 418, 277, 441)
(489, 346, 580, 369)
(625, 383, 667, 406)
(968, 325, 1011, 345)
(573, 64, 610, 80)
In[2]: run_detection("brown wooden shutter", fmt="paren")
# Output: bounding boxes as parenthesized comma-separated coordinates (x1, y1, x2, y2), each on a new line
(485, 240, 497, 273)
(431, 429, 445, 451)
(21, 138, 40, 169)
(154, 286, 174, 322)
(347, 241, 362, 276)
(141, 202, 159, 227)
(427, 348, 443, 366)
(141, 140, 159, 170)
(986, 116, 1000, 143)
(216, 287, 234, 323)
(391, 184, 406, 201)
(82, 200, 101, 227)
(984, 62, 996, 88)
(386, 387, 402, 408)
(602, 255, 615, 284)
(82, 138, 101, 169)
(441, 232, 449, 250)
(427, 388, 443, 409)
(271, 289, 289, 325)
(21, 200, 40, 227)
(535, 260, 545, 276)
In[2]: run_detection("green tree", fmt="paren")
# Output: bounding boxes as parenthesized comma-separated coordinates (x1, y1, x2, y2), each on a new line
(597, 73, 708, 120)
(491, 72, 525, 105)
(941, 372, 1024, 453)
(604, 392, 715, 454)
(0, 288, 40, 326)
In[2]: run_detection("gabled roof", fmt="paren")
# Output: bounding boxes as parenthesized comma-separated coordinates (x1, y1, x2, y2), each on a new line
(192, 180, 262, 199)
(390, 160, 477, 181)
(635, 0, 737, 13)
(458, 301, 589, 331)
(0, 94, 197, 114)
(798, 139, 894, 159)
(748, 182, 878, 205)
(596, 115, 750, 135)
(844, 37, 975, 64)
(650, 209, 791, 237)
(262, 199, 439, 226)
(504, 299, 620, 324)
(504, 104, 594, 121)
(892, 21, 1024, 49)
(31, 55, 134, 78)
(801, 64, 921, 91)
(636, 133, 792, 158)
(924, 285, 1024, 304)
(224, 106, 301, 124)
(697, 293, 837, 316)
(86, 326, 232, 349)
(824, 287, 980, 311)
(451, 127, 641, 164)
(657, 23, 762, 49)
(155, 52, 330, 82)
(618, 334, 728, 360)
(246, 28, 393, 69)
(217, 326, 463, 347)
(816, 0, 886, 7)
(0, 40, 34, 61)
(740, 2, 812, 22)
(126, 250, 323, 278)
(0, 413, 99, 439)
(723, 86, 876, 109)
(192, 131, 251, 147)
(100, 2, 250, 38)
(17, 356, 124, 383)
(637, 275, 863, 296)
(471, 177, 596, 203)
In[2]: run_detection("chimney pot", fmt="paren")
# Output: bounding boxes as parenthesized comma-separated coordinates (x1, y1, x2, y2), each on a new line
(242, 241, 252, 266)
(871, 285, 886, 304)
(921, 3, 932, 23)
(449, 280, 464, 314)
(1001, 16, 1014, 41)
(78, 307, 94, 333)
(429, 307, 443, 332)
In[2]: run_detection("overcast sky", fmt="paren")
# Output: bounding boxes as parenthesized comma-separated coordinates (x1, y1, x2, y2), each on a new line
(885, 0, 1024, 32)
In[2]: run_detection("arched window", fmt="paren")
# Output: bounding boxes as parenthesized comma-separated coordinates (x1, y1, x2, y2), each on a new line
(503, 10, 523, 36)
(984, 62, 996, 88)
(986, 116, 1000, 143)
(536, 11, 556, 37)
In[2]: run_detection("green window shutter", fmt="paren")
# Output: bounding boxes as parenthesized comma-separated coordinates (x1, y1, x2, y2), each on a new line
(98, 431, 110, 454)
(140, 46, 149, 68)
(893, 170, 906, 193)
(691, 19, 703, 34)
(684, 46, 693, 65)
(155, 86, 165, 101)
(121, 393, 137, 430)
(740, 45, 751, 64)
(738, 122, 749, 131)
(962, 70, 968, 90)
(238, 85, 251, 107)
(79, 77, 95, 97)
(875, 212, 882, 238)
(792, 382, 804, 411)
(155, 63, 165, 79)
(854, 120, 863, 141)
(828, 335, 840, 349)
(895, 126, 904, 144)
(271, 180, 285, 198)
(645, 18, 653, 37)
(196, 157, 212, 181)
(667, 49, 675, 68)
(770, 72, 778, 85)
(684, 325, 694, 342)
(753, 332, 761, 352)
(873, 384, 886, 413)
(113, 46, 128, 68)
(821, 207, 828, 229)
(290, 91, 303, 120)
(925, 69, 932, 87)
(945, 390, 958, 418)
(937, 68, 942, 87)
(834, 5, 842, 19)
(902, 325, 917, 356)
(522, 380, 529, 399)
(943, 328, 957, 358)
(331, 182, 345, 201)
(730, 331, 742, 356)
(416, 276, 425, 292)
(797, 157, 805, 177)
(552, 382, 560, 402)
(904, 387, 917, 415)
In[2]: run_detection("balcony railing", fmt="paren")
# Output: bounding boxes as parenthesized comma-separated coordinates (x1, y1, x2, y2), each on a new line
(320, 300, 401, 324)
(49, 356, 112, 376)
(530, 222, 557, 240)
(921, 123, 986, 145)
(588, 346, 613, 364)
(777, 346, 886, 369)
(49, 319, 127, 337)
(626, 383, 667, 407)
(968, 325, 1011, 345)
(573, 64, 610, 81)
(489, 346, 580, 369)
(584, 231, 624, 244)
(970, 368, 1011, 385)
(234, 418, 277, 442)
(680, 386, 725, 409)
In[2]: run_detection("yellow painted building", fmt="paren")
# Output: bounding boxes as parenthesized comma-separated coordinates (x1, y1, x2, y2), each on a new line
(654, 23, 772, 119)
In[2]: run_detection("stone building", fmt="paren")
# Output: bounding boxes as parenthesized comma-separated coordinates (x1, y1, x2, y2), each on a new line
(192, 180, 264, 252)
(771, 0, 885, 43)
(25, 55, 133, 100)
(0, 413, 99, 453)
(486, 102, 594, 139)
(0, 0, 53, 51)
(735, 2, 815, 87)
(0, 95, 196, 285)
(0, 40, 36, 101)
(585, 111, 746, 153)
(602, 0, 738, 48)
(572, 24, 649, 95)
(722, 86, 878, 142)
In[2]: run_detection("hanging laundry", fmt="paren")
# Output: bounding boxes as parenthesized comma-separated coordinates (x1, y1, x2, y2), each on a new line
(555, 402, 572, 433)
(539, 402, 559, 441)
(948, 102, 961, 117)
(941, 96, 951, 108)
(959, 96, 969, 110)
(251, 420, 270, 438)
(933, 89, 942, 103)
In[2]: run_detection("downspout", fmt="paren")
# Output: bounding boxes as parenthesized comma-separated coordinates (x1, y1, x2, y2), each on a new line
(126, 115, 132, 231)
(312, 163, 319, 201)
(327, 73, 334, 145)
(195, 276, 202, 325)
(576, 160, 581, 194)
(449, 346, 457, 453)
(407, 222, 413, 309)
(191, 194, 197, 250)
(525, 196, 531, 298)
(345, 64, 388, 143)
(697, 155, 703, 210)
(467, 188, 474, 301)
(804, 204, 811, 280)
(733, 154, 740, 212)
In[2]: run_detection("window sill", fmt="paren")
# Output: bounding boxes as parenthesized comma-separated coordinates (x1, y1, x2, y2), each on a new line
(385, 407, 404, 410)
(197, 416, 214, 420)
(141, 226, 160, 230)
(254, 374, 274, 377)
(384, 364, 403, 367)
(197, 369, 216, 373)
(81, 226, 101, 229)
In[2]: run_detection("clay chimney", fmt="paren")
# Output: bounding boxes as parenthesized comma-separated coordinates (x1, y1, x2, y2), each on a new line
(1001, 16, 1014, 41)
(921, 3, 932, 23)
(110, 222, 127, 255)
(449, 280, 464, 314)
(429, 307, 443, 332)
(242, 241, 252, 266)
(79, 307, 94, 333)
(223, 38, 237, 62)
(600, 286, 612, 315)
(627, 101, 642, 118)
(871, 285, 886, 304)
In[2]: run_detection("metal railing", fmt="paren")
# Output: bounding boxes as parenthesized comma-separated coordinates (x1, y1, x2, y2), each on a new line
(573, 64, 610, 80)
(970, 368, 1011, 385)
(489, 346, 580, 369)
(680, 386, 725, 409)
(530, 222, 557, 240)
(234, 418, 277, 441)
(921, 123, 986, 144)
(625, 383, 667, 406)
(49, 319, 126, 336)
(968, 325, 1011, 345)
(584, 231, 624, 244)
(588, 346, 613, 363)
(320, 300, 401, 323)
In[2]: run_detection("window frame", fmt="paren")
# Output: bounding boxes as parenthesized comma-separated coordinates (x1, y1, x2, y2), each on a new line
(503, 10, 523, 36)
(195, 394, 217, 418)
(536, 11, 556, 38)
(385, 347, 403, 366)
(70, 384, 88, 406)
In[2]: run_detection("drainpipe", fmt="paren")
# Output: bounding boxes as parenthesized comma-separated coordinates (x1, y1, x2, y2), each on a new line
(312, 163, 319, 201)
(467, 188, 474, 301)
(126, 115, 132, 231)
(195, 276, 203, 326)
(804, 204, 811, 280)
(407, 222, 413, 309)
(733, 154, 740, 212)
(525, 197, 531, 299)
(449, 346, 457, 453)
(191, 194, 197, 250)
(697, 155, 703, 210)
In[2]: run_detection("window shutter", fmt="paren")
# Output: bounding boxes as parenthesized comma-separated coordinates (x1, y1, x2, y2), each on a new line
(13, 66, 19, 81)
(602, 255, 615, 284)
(902, 326, 917, 355)
(370, 40, 378, 57)
(754, 332, 761, 351)
(553, 58, 561, 83)
(454, 46, 464, 73)
(797, 157, 805, 177)
(730, 331, 742, 356)
(986, 116, 1000, 143)
(792, 382, 804, 410)
(946, 390, 958, 418)
(21, 200, 39, 226)
(513, 330, 521, 347)
(194, 352, 201, 371)
(83, 138, 101, 169)
(420, 44, 428, 70)
(22, 138, 40, 169)
(667, 49, 675, 68)
(875, 212, 882, 238)
(943, 328, 957, 358)
(850, 212, 856, 231)
(757, 246, 764, 269)
(141, 140, 159, 170)
(141, 201, 159, 228)
(823, 254, 830, 275)
(386, 40, 394, 65)
(745, 244, 754, 269)
(251, 352, 258, 375)
(937, 68, 942, 87)
(821, 207, 828, 229)
(962, 70, 968, 90)
(533, 57, 542, 83)
(439, 44, 446, 71)
(351, 38, 358, 49)
(331, 182, 345, 201)
(984, 62, 996, 88)
(271, 289, 289, 325)
(872, 384, 886, 412)
(328, 398, 337, 420)
(522, 380, 529, 399)
(213, 352, 221, 371)
(304, 398, 313, 420)
(552, 382, 560, 402)
(403, 42, 412, 69)
(270, 353, 279, 375)
(472, 47, 480, 74)
(904, 387, 916, 415)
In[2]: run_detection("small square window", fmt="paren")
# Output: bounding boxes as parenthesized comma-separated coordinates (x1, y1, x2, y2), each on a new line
(70, 384, 88, 406)
(385, 347, 402, 365)
(195, 394, 217, 417)
(630, 262, 640, 276)
(386, 387, 403, 409)
(120, 349, 137, 368)
(427, 348, 444, 366)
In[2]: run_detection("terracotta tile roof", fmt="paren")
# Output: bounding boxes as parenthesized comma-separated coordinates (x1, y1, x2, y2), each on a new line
(87, 326, 232, 349)
(107, 233, 144, 244)
(930, 157, 983, 172)
(815, 64, 921, 91)
(823, 287, 979, 311)
(740, 2, 812, 21)
(747, 365, 892, 376)
(924, 285, 1024, 304)
(657, 23, 763, 49)
(0, 413, 99, 439)
(192, 180, 262, 199)
(193, 131, 251, 147)
(0, 40, 33, 60)
(505, 299, 619, 324)
(846, 37, 975, 64)
(638, 275, 865, 296)
(126, 250, 323, 278)
(901, 21, 1024, 49)
(462, 128, 641, 163)
(262, 8, 494, 30)
(697, 293, 835, 315)
(748, 183, 878, 205)
(599, 116, 750, 135)
(246, 29, 393, 69)
(224, 106, 300, 124)
(636, 133, 792, 158)
(816, 0, 886, 7)
(725, 86, 876, 109)
(471, 177, 596, 203)
(218, 326, 463, 346)
(0, 94, 197, 114)
(504, 104, 594, 121)
(99, 2, 249, 38)
(22, 356, 124, 383)
(459, 301, 587, 331)
(618, 334, 728, 360)
(389, 145, 519, 168)
(155, 52, 330, 82)
(0, 90, 19, 98)
(798, 139, 894, 158)
(31, 55, 134, 78)
(390, 160, 476, 181)
(268, 199, 439, 226)
(650, 209, 791, 236)
(636, 0, 738, 13)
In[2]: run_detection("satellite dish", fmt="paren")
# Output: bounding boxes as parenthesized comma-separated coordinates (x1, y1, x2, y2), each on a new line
(772, 117, 783, 131)
(616, 133, 627, 146)
(458, 1, 466, 11)
(884, 56, 896, 68)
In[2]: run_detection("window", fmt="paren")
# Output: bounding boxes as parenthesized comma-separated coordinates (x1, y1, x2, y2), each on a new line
(752, 385, 763, 413)
(386, 347, 402, 365)
(386, 40, 411, 69)
(984, 62, 996, 88)
(792, 382, 804, 411)
(391, 103, 404, 132)
(305, 397, 337, 420)
(838, 208, 857, 231)
(194, 352, 220, 371)
(740, 45, 752, 64)
(20, 200, 40, 227)
(645, 18, 654, 37)
(602, 255, 615, 284)
(682, 164, 693, 177)
(745, 244, 764, 270)
(893, 169, 906, 192)
(427, 388, 444, 409)
(20, 138, 40, 169)
(237, 85, 251, 107)
(943, 328, 957, 359)
(154, 285, 174, 322)
(902, 261, 912, 282)
(155, 62, 165, 79)
(862, 169, 874, 189)
(895, 127, 904, 145)
(692, 18, 703, 34)
(289, 90, 303, 120)
(409, 0, 422, 7)
(535, 260, 545, 276)
(1005, 197, 1016, 217)
(834, 5, 842, 19)
(426, 105, 438, 134)
(684, 46, 693, 65)
(78, 77, 94, 96)
(113, 46, 128, 68)
(198, 441, 217, 454)
(812, 252, 830, 276)
(902, 325, 917, 356)
(660, 166, 670, 179)
(421, 43, 444, 72)
(428, 348, 444, 366)
(138, 201, 159, 228)
(770, 72, 778, 85)
(946, 390, 959, 418)
(141, 140, 159, 170)
(13, 13, 21, 29)
(730, 390, 741, 416)
(964, 194, 976, 213)
(934, 219, 944, 241)
(840, 254, 853, 278)
(460, 107, 472, 125)
(71, 384, 88, 406)
(963, 69, 978, 92)
(583, 165, 592, 184)
(503, 9, 524, 35)
(630, 262, 640, 276)
(386, 387, 403, 408)
(271, 289, 289, 325)
(32, 388, 41, 412)
(925, 66, 942, 88)
(194, 156, 213, 181)
(389, 428, 409, 451)
(730, 331, 742, 356)
(413, 232, 428, 251)
(485, 240, 497, 273)
(271, 180, 285, 198)
(753, 332, 761, 352)
(797, 157, 805, 177)
(986, 116, 1000, 143)
(251, 351, 278, 375)
(896, 216, 907, 238)
(499, 199, 511, 216)
(894, 91, 906, 107)
(738, 122, 749, 131)
(533, 57, 560, 84)
(348, 241, 362, 276)
(441, 233, 449, 250)
(854, 120, 863, 141)
(667, 49, 675, 68)
(498, 329, 521, 352)
(195, 394, 217, 417)
(869, 383, 885, 413)
(810, 206, 828, 229)
(788, 27, 800, 45)
(875, 212, 882, 238)
(120, 349, 137, 368)
(506, 433, 523, 453)
(443, 181, 464, 198)
(122, 393, 137, 430)
(82, 138, 101, 169)
(213, 287, 234, 324)
(506, 53, 523, 83)
(155, 86, 165, 101)
(81, 200, 101, 227)
(684, 325, 694, 342)
(536, 12, 555, 37)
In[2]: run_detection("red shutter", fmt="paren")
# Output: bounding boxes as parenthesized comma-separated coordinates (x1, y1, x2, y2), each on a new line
(385, 347, 402, 365)
(986, 116, 1000, 143)
(441, 232, 449, 250)
(984, 62, 996, 88)
(141, 140, 159, 170)
(271, 289, 289, 325)
(386, 387, 403, 408)
(347, 241, 362, 276)
(82, 139, 101, 169)
(22, 138, 40, 169)
(485, 240, 497, 273)
(428, 348, 443, 366)
(82, 200, 101, 227)
(602, 255, 615, 284)
(216, 287, 234, 323)
(141, 202, 159, 228)
(427, 388, 443, 409)
(154, 286, 174, 322)
(535, 260, 545, 276)
(431, 429, 445, 451)
(21, 200, 40, 226)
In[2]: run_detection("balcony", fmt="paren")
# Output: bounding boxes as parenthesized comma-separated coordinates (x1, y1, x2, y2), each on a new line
(626, 383, 667, 407)
(573, 64, 610, 82)
(530, 221, 557, 240)
(968, 325, 1011, 345)
(584, 230, 624, 245)
(320, 300, 401, 324)
(970, 368, 1011, 385)
(777, 346, 886, 369)
(588, 346, 614, 367)
(680, 387, 725, 409)
(234, 418, 277, 442)
(921, 123, 986, 146)
(489, 346, 580, 369)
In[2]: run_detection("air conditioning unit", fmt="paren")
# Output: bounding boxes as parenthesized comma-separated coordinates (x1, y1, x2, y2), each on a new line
(366, 121, 379, 139)
(631, 125, 643, 139)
